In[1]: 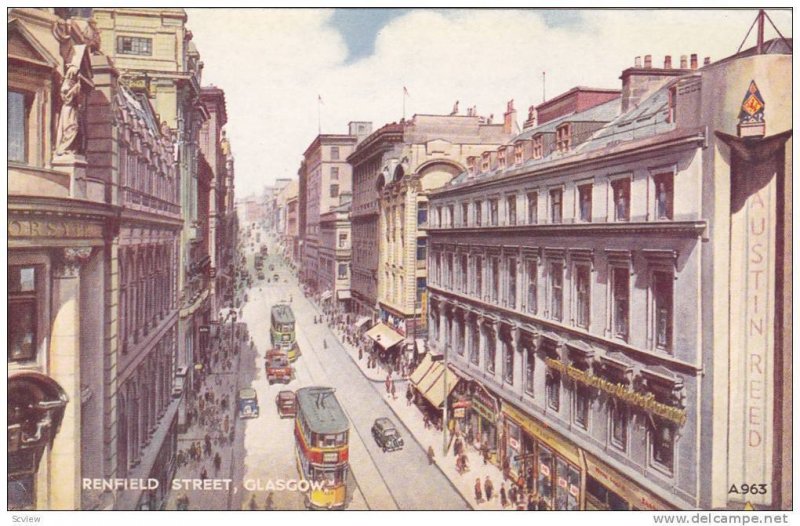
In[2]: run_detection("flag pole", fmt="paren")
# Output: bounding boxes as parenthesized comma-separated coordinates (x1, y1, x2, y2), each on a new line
(318, 96, 321, 134)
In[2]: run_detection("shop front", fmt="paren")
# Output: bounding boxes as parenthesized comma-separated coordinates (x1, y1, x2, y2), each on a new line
(465, 381, 500, 465)
(583, 453, 676, 511)
(409, 354, 460, 429)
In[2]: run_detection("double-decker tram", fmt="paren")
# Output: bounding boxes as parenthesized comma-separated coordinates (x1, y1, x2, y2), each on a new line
(270, 303, 299, 361)
(294, 387, 350, 510)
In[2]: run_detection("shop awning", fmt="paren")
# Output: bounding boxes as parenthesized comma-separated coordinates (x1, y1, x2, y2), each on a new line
(355, 316, 371, 330)
(320, 290, 333, 301)
(337, 289, 351, 300)
(365, 322, 404, 350)
(410, 357, 459, 409)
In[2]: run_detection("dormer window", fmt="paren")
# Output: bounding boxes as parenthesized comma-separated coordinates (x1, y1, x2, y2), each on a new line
(498, 148, 506, 169)
(481, 153, 490, 172)
(514, 143, 523, 164)
(467, 156, 476, 175)
(556, 123, 572, 152)
(532, 135, 544, 160)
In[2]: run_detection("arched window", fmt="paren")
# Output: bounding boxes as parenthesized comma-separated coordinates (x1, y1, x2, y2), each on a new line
(117, 394, 128, 477)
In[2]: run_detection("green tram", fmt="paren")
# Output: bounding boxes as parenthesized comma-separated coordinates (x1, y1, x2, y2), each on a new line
(271, 303, 300, 361)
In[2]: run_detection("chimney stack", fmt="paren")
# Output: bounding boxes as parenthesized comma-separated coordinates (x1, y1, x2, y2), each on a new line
(690, 54, 698, 69)
(634, 56, 642, 68)
(664, 55, 672, 69)
(703, 56, 711, 66)
(680, 55, 688, 69)
(644, 55, 652, 68)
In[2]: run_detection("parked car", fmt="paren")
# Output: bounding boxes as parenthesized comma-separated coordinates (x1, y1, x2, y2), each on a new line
(273, 274, 279, 282)
(258, 272, 265, 280)
(237, 387, 260, 419)
(265, 350, 294, 384)
(371, 417, 404, 452)
(275, 390, 297, 418)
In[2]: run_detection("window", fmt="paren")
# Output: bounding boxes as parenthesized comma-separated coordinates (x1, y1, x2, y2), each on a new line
(503, 340, 514, 384)
(455, 318, 465, 356)
(489, 199, 499, 226)
(574, 384, 590, 429)
(654, 173, 674, 220)
(474, 201, 482, 226)
(550, 189, 562, 224)
(612, 179, 631, 222)
(416, 277, 426, 304)
(651, 421, 675, 474)
(338, 233, 348, 248)
(417, 202, 428, 226)
(532, 136, 543, 160)
(117, 36, 152, 56)
(330, 184, 339, 198)
(612, 267, 629, 340)
(8, 91, 28, 163)
(461, 203, 469, 227)
(527, 192, 538, 224)
(498, 149, 506, 169)
(526, 259, 538, 314)
(331, 166, 339, 180)
(337, 263, 347, 279)
(9, 266, 39, 363)
(446, 254, 453, 289)
(546, 370, 561, 411)
(416, 238, 427, 262)
(653, 271, 673, 352)
(507, 195, 517, 225)
(549, 262, 563, 322)
(330, 147, 340, 160)
(578, 184, 592, 222)
(460, 255, 468, 292)
(575, 265, 591, 329)
(524, 345, 535, 395)
(470, 324, 480, 365)
(475, 257, 483, 297)
(485, 331, 496, 374)
(491, 257, 500, 303)
(609, 402, 628, 451)
(448, 205, 455, 227)
(556, 123, 572, 152)
(514, 143, 523, 164)
(507, 258, 517, 308)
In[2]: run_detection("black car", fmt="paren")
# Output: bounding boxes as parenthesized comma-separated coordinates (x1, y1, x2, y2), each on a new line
(371, 417, 404, 452)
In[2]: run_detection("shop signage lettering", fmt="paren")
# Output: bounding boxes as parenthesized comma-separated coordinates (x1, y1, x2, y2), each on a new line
(587, 457, 670, 511)
(545, 358, 687, 426)
(471, 398, 496, 423)
(8, 219, 101, 239)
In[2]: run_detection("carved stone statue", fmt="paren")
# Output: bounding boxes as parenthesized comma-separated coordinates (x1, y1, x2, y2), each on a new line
(450, 100, 459, 116)
(55, 65, 81, 156)
(528, 105, 535, 121)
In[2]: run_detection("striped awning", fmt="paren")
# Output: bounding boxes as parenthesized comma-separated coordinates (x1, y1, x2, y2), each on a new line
(365, 322, 404, 350)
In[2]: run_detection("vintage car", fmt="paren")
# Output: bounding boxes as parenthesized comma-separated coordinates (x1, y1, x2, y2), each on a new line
(273, 274, 279, 282)
(371, 417, 404, 452)
(237, 387, 259, 419)
(265, 350, 294, 384)
(275, 390, 297, 418)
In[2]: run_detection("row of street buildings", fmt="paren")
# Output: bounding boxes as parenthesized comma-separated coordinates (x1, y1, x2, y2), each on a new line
(268, 31, 792, 510)
(8, 8, 237, 510)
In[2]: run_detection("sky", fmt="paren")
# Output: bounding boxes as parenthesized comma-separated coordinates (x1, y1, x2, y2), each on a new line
(184, 8, 792, 198)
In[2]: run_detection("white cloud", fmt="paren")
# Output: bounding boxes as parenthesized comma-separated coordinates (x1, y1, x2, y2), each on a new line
(185, 8, 791, 197)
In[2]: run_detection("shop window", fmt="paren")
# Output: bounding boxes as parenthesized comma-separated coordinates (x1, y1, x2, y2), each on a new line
(485, 331, 496, 374)
(474, 257, 483, 297)
(506, 422, 522, 475)
(117, 36, 152, 56)
(650, 420, 676, 475)
(546, 369, 561, 411)
(537, 446, 555, 507)
(527, 192, 538, 224)
(524, 345, 535, 395)
(507, 195, 517, 225)
(574, 384, 590, 429)
(526, 259, 538, 314)
(612, 267, 629, 341)
(8, 474, 35, 510)
(9, 266, 39, 363)
(8, 91, 29, 163)
(574, 264, 591, 329)
(550, 188, 562, 224)
(612, 178, 631, 222)
(489, 199, 499, 226)
(555, 458, 581, 510)
(507, 258, 517, 308)
(654, 172, 674, 220)
(503, 340, 514, 384)
(653, 271, 674, 352)
(578, 184, 592, 222)
(609, 401, 628, 452)
(549, 261, 563, 322)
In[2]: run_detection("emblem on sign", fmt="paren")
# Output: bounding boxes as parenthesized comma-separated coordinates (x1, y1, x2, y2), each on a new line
(737, 80, 766, 138)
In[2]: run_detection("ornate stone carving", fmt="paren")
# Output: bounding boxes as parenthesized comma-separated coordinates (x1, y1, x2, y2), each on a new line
(54, 246, 93, 278)
(55, 65, 82, 156)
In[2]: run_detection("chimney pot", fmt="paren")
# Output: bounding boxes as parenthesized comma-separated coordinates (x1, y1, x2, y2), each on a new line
(634, 56, 642, 68)
(690, 53, 698, 69)
(644, 55, 652, 68)
(680, 55, 688, 69)
(704, 56, 711, 66)
(664, 55, 672, 69)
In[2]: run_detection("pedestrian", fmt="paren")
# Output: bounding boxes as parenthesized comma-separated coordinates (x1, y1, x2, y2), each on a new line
(526, 494, 537, 511)
(484, 476, 494, 501)
(537, 497, 549, 511)
(406, 384, 413, 406)
(391, 380, 397, 400)
(264, 491, 275, 510)
(500, 483, 508, 508)
(248, 494, 258, 511)
(323, 339, 328, 349)
(423, 414, 430, 429)
(385, 374, 391, 395)
(509, 483, 518, 506)
(474, 478, 483, 503)
(224, 414, 230, 434)
(481, 440, 490, 465)
(200, 467, 208, 481)
(213, 452, 222, 474)
(454, 437, 463, 457)
(358, 347, 363, 361)
(427, 445, 435, 465)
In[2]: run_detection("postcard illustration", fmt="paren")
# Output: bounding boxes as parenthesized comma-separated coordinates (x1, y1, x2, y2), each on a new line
(6, 7, 793, 514)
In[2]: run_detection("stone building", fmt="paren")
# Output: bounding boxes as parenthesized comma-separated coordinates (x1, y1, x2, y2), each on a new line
(319, 194, 353, 312)
(425, 44, 791, 510)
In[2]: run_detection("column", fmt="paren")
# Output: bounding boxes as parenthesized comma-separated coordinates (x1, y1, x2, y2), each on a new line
(49, 246, 92, 510)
